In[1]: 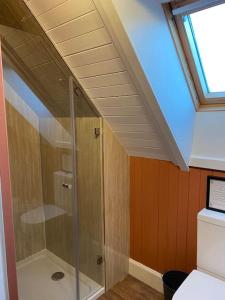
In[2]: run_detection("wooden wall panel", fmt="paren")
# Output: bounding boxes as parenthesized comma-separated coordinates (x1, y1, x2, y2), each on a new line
(175, 171, 189, 271)
(157, 161, 170, 273)
(130, 157, 143, 263)
(186, 168, 200, 272)
(130, 157, 219, 274)
(142, 158, 159, 270)
(167, 163, 179, 271)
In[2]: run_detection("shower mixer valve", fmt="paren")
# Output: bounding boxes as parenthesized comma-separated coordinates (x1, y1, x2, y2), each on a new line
(62, 183, 72, 190)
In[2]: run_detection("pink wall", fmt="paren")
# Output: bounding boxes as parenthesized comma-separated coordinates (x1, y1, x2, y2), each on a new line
(0, 44, 18, 300)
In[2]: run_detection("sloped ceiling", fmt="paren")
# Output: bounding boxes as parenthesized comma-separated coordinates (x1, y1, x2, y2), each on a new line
(23, 0, 172, 161)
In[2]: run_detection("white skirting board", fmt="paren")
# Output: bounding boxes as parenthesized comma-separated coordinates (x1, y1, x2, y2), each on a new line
(129, 258, 163, 293)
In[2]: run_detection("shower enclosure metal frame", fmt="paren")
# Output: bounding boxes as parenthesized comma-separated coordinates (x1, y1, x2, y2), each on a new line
(69, 76, 80, 300)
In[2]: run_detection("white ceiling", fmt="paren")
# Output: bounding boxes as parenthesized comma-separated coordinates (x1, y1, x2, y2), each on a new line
(24, 0, 171, 161)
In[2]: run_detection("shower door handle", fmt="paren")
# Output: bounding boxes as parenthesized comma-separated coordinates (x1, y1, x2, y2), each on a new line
(62, 183, 72, 190)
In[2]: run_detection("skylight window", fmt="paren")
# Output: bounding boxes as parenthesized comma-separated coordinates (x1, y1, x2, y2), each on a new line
(173, 2, 225, 105)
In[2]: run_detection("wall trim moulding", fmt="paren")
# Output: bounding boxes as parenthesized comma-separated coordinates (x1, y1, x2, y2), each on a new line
(190, 156, 225, 172)
(128, 258, 163, 293)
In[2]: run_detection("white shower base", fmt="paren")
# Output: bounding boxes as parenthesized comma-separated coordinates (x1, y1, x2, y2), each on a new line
(16, 250, 104, 300)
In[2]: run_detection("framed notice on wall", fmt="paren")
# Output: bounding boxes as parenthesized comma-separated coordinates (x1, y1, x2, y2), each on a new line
(207, 176, 225, 213)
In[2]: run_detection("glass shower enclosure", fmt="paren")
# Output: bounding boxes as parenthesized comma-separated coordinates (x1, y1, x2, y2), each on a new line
(0, 1, 105, 299)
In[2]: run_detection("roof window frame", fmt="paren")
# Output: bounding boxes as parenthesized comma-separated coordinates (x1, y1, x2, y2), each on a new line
(169, 0, 225, 107)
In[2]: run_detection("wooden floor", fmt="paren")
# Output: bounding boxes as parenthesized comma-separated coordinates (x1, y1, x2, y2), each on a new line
(99, 276, 164, 299)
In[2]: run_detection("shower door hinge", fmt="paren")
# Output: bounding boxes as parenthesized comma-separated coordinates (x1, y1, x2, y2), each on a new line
(94, 127, 101, 138)
(97, 255, 103, 265)
(74, 87, 83, 97)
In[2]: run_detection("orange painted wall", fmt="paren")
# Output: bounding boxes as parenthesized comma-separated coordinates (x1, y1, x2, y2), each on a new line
(130, 157, 225, 274)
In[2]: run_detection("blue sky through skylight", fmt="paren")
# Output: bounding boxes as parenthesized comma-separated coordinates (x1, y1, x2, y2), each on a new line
(190, 4, 225, 93)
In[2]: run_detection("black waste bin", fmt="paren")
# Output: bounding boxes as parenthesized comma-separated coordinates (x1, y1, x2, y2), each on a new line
(162, 270, 188, 300)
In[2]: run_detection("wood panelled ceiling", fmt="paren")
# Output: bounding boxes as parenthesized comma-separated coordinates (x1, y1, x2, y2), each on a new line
(21, 0, 171, 160)
(0, 0, 73, 117)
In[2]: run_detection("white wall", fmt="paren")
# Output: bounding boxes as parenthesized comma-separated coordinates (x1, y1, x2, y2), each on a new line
(0, 182, 9, 300)
(102, 0, 224, 172)
(190, 111, 225, 171)
(109, 0, 196, 168)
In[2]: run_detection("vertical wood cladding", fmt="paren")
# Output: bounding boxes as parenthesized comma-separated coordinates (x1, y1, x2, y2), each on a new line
(130, 157, 220, 273)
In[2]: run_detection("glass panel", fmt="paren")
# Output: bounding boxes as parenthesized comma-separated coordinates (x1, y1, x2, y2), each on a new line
(3, 53, 78, 300)
(72, 85, 105, 299)
(0, 1, 79, 299)
(185, 4, 225, 93)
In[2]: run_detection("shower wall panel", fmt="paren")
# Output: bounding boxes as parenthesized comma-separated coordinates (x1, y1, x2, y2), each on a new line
(4, 82, 45, 261)
(103, 120, 130, 289)
(40, 117, 75, 265)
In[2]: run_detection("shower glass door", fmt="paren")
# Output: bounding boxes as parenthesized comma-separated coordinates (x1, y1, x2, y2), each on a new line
(70, 81, 105, 299)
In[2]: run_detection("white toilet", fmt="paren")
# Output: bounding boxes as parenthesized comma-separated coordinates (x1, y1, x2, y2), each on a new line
(173, 208, 225, 299)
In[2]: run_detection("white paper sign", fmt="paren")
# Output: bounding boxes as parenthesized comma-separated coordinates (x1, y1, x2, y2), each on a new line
(209, 179, 225, 211)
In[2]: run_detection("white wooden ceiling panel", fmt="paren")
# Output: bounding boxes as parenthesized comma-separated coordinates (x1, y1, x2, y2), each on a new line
(105, 115, 150, 125)
(57, 28, 111, 56)
(119, 136, 163, 147)
(37, 0, 95, 30)
(115, 131, 159, 140)
(64, 44, 118, 67)
(93, 95, 141, 107)
(87, 83, 137, 98)
(47, 11, 103, 43)
(25, 0, 170, 161)
(22, 48, 50, 68)
(31, 62, 63, 80)
(110, 123, 156, 132)
(127, 146, 166, 157)
(126, 145, 163, 152)
(80, 71, 130, 88)
(74, 58, 125, 78)
(15, 38, 41, 58)
(97, 106, 145, 116)
(0, 25, 34, 48)
(128, 149, 168, 160)
(25, 0, 66, 16)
